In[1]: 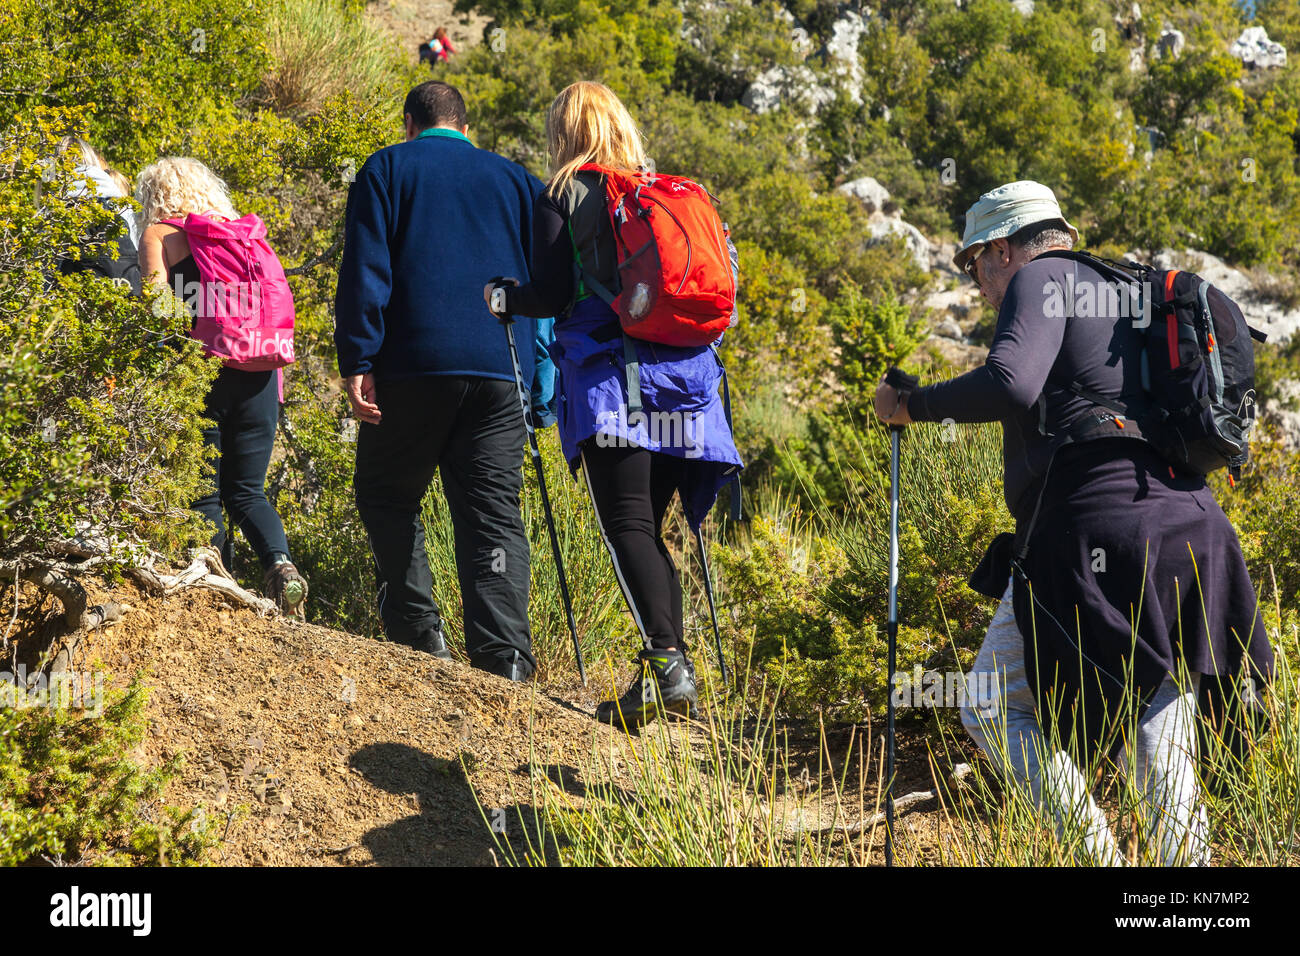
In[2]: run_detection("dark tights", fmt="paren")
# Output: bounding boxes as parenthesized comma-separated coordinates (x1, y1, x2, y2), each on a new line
(579, 441, 686, 653)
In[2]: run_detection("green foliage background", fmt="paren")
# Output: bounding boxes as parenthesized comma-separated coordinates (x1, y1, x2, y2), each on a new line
(2, 0, 1300, 859)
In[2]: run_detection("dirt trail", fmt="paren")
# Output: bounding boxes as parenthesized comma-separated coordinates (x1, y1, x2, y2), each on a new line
(33, 578, 962, 867)
(69, 585, 628, 866)
(366, 0, 491, 56)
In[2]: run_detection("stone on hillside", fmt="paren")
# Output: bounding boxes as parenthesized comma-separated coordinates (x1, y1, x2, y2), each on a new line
(924, 284, 984, 338)
(741, 64, 836, 115)
(929, 240, 963, 279)
(1011, 0, 1035, 17)
(868, 217, 930, 273)
(1272, 381, 1300, 449)
(835, 176, 892, 214)
(1156, 24, 1185, 60)
(934, 318, 965, 340)
(824, 10, 868, 104)
(1230, 26, 1287, 70)
(825, 11, 867, 64)
(741, 9, 868, 114)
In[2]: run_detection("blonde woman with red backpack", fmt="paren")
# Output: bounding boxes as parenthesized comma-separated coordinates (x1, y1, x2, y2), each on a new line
(484, 82, 742, 728)
(137, 157, 307, 618)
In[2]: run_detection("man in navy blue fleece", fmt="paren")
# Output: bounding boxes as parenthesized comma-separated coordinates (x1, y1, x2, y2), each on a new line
(874, 181, 1270, 864)
(334, 80, 551, 681)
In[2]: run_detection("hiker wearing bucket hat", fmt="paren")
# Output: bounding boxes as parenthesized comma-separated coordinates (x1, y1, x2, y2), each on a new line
(952, 180, 1079, 313)
(874, 180, 1272, 866)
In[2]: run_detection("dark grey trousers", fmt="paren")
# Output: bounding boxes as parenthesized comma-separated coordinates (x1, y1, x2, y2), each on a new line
(354, 375, 535, 679)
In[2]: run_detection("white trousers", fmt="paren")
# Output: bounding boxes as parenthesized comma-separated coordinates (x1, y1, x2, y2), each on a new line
(960, 582, 1209, 866)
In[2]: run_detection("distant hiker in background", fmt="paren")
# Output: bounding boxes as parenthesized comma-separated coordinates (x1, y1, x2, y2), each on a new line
(137, 157, 308, 619)
(484, 81, 742, 728)
(335, 81, 552, 681)
(55, 137, 141, 292)
(417, 27, 456, 67)
(874, 180, 1273, 865)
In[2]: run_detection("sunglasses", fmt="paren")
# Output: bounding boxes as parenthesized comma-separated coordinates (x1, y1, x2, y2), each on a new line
(963, 243, 987, 285)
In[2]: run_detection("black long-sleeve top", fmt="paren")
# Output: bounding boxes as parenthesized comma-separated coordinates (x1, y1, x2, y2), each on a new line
(907, 254, 1147, 521)
(505, 170, 618, 319)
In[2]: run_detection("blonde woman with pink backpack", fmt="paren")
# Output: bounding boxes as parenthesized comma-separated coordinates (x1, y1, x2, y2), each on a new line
(136, 157, 307, 617)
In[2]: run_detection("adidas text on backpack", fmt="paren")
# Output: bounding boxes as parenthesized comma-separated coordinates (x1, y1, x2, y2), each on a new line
(577, 163, 737, 348)
(161, 212, 297, 371)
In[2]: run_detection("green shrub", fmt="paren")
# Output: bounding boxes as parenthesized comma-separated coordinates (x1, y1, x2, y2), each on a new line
(1215, 428, 1300, 632)
(260, 0, 408, 116)
(0, 0, 268, 172)
(716, 411, 1007, 723)
(769, 286, 928, 508)
(0, 109, 217, 567)
(716, 513, 888, 721)
(0, 679, 215, 866)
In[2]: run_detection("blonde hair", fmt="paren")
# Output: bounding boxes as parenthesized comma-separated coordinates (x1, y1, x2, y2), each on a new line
(545, 82, 646, 199)
(135, 157, 238, 226)
(58, 136, 103, 170)
(105, 168, 131, 196)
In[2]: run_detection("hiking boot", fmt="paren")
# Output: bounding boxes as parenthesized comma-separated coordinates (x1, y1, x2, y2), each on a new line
(596, 649, 697, 730)
(683, 656, 701, 720)
(410, 629, 453, 660)
(264, 560, 308, 620)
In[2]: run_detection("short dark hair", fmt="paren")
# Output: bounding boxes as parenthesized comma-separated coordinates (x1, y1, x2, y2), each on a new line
(403, 81, 467, 131)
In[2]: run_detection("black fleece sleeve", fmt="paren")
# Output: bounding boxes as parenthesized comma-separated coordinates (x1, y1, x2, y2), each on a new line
(504, 193, 574, 318)
(907, 264, 1066, 423)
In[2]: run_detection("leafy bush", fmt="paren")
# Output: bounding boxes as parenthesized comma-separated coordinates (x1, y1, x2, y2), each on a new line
(0, 109, 217, 568)
(716, 412, 1007, 722)
(0, 0, 267, 171)
(1215, 428, 1300, 630)
(769, 286, 928, 507)
(716, 513, 886, 721)
(0, 679, 215, 865)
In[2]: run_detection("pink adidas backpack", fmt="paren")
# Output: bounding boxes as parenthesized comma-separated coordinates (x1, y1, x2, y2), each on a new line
(162, 212, 296, 371)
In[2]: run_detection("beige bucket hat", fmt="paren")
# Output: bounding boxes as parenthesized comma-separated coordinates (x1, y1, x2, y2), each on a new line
(953, 180, 1079, 271)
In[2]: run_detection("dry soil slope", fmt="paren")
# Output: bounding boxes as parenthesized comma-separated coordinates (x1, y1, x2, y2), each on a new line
(85, 586, 618, 866)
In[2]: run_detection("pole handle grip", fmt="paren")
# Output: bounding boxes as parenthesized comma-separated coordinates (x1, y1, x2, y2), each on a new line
(488, 276, 517, 325)
(885, 366, 919, 392)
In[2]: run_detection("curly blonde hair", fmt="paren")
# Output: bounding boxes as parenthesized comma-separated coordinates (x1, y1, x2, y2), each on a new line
(135, 157, 238, 226)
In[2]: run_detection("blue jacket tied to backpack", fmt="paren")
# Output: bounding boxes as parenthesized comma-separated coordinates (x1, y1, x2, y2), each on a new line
(334, 128, 554, 408)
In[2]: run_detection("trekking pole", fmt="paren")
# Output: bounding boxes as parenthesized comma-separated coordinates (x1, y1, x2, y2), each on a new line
(883, 365, 918, 868)
(499, 310, 587, 685)
(694, 529, 730, 687)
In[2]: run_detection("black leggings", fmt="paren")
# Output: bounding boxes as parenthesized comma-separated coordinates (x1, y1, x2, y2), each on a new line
(192, 367, 292, 571)
(580, 441, 686, 653)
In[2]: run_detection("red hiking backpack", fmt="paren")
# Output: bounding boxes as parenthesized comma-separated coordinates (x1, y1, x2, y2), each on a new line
(577, 163, 737, 347)
(162, 212, 297, 372)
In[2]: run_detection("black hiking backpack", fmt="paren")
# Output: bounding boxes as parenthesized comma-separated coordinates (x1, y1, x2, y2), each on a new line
(1038, 250, 1267, 482)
